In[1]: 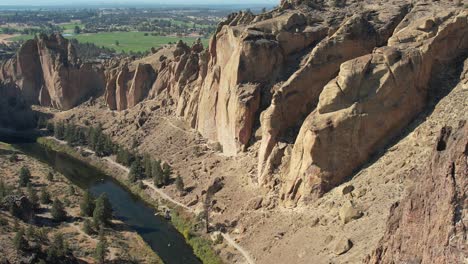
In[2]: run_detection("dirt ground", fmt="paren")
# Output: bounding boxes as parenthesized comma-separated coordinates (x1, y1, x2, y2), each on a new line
(0, 142, 161, 263)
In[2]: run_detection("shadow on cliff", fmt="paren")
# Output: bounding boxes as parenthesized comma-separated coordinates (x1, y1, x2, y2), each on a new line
(342, 53, 467, 185)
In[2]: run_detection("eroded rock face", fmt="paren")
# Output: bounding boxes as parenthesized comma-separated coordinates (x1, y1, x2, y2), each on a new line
(366, 122, 468, 264)
(97, 2, 467, 206)
(282, 10, 468, 203)
(105, 63, 156, 111)
(0, 34, 104, 110)
(0, 33, 105, 110)
(258, 4, 410, 183)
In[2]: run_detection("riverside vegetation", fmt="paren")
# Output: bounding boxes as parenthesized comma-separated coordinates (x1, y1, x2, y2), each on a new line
(0, 142, 162, 263)
(39, 120, 223, 264)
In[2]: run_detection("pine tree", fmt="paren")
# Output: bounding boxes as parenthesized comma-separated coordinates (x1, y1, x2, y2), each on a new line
(47, 233, 69, 261)
(162, 162, 172, 186)
(129, 158, 143, 182)
(82, 219, 93, 235)
(94, 237, 108, 264)
(27, 183, 39, 209)
(13, 229, 28, 252)
(19, 166, 31, 187)
(40, 187, 51, 204)
(51, 198, 67, 222)
(103, 136, 114, 156)
(152, 160, 163, 186)
(80, 191, 95, 217)
(175, 175, 184, 193)
(143, 154, 153, 178)
(93, 193, 112, 226)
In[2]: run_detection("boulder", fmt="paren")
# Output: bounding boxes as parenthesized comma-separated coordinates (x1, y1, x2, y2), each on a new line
(334, 238, 353, 255)
(339, 202, 363, 224)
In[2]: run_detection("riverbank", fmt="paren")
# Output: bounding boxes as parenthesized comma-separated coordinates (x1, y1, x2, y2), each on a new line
(0, 141, 162, 263)
(36, 136, 224, 264)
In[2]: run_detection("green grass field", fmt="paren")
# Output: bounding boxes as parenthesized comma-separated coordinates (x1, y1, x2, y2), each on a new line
(9, 31, 209, 53)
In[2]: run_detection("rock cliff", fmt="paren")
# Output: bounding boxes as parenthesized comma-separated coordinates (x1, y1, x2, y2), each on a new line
(0, 33, 104, 110)
(3, 1, 466, 209)
(283, 8, 468, 202)
(367, 122, 468, 264)
(97, 1, 468, 204)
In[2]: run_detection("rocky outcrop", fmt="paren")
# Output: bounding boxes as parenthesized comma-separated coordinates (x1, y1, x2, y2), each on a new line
(258, 4, 410, 183)
(0, 33, 105, 110)
(366, 122, 468, 264)
(105, 62, 156, 111)
(97, 1, 467, 205)
(282, 10, 468, 202)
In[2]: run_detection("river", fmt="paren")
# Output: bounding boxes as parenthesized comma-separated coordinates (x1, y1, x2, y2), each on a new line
(11, 141, 202, 264)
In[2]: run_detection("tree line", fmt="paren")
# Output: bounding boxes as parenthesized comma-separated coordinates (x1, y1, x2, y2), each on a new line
(49, 121, 174, 188)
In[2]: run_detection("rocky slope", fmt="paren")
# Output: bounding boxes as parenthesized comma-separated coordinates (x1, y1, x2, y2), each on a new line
(0, 33, 104, 110)
(2, 0, 468, 263)
(99, 0, 467, 204)
(367, 121, 467, 264)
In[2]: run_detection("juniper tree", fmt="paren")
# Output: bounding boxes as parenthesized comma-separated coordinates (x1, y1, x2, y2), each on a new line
(13, 229, 28, 252)
(129, 158, 144, 182)
(19, 166, 31, 187)
(162, 162, 172, 186)
(40, 187, 51, 204)
(152, 160, 163, 186)
(82, 219, 93, 235)
(27, 183, 39, 209)
(80, 191, 95, 217)
(93, 193, 112, 227)
(94, 236, 108, 264)
(51, 198, 67, 222)
(47, 233, 69, 261)
(143, 154, 152, 178)
(175, 175, 184, 193)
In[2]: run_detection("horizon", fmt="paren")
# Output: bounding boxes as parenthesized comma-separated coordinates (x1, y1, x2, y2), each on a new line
(0, 0, 280, 7)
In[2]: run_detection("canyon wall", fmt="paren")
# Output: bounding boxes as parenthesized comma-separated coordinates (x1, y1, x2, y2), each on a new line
(2, 1, 466, 208)
(0, 33, 105, 110)
(98, 1, 467, 205)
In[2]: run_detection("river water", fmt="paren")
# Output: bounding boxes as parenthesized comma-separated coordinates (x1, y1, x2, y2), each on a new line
(12, 142, 202, 264)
